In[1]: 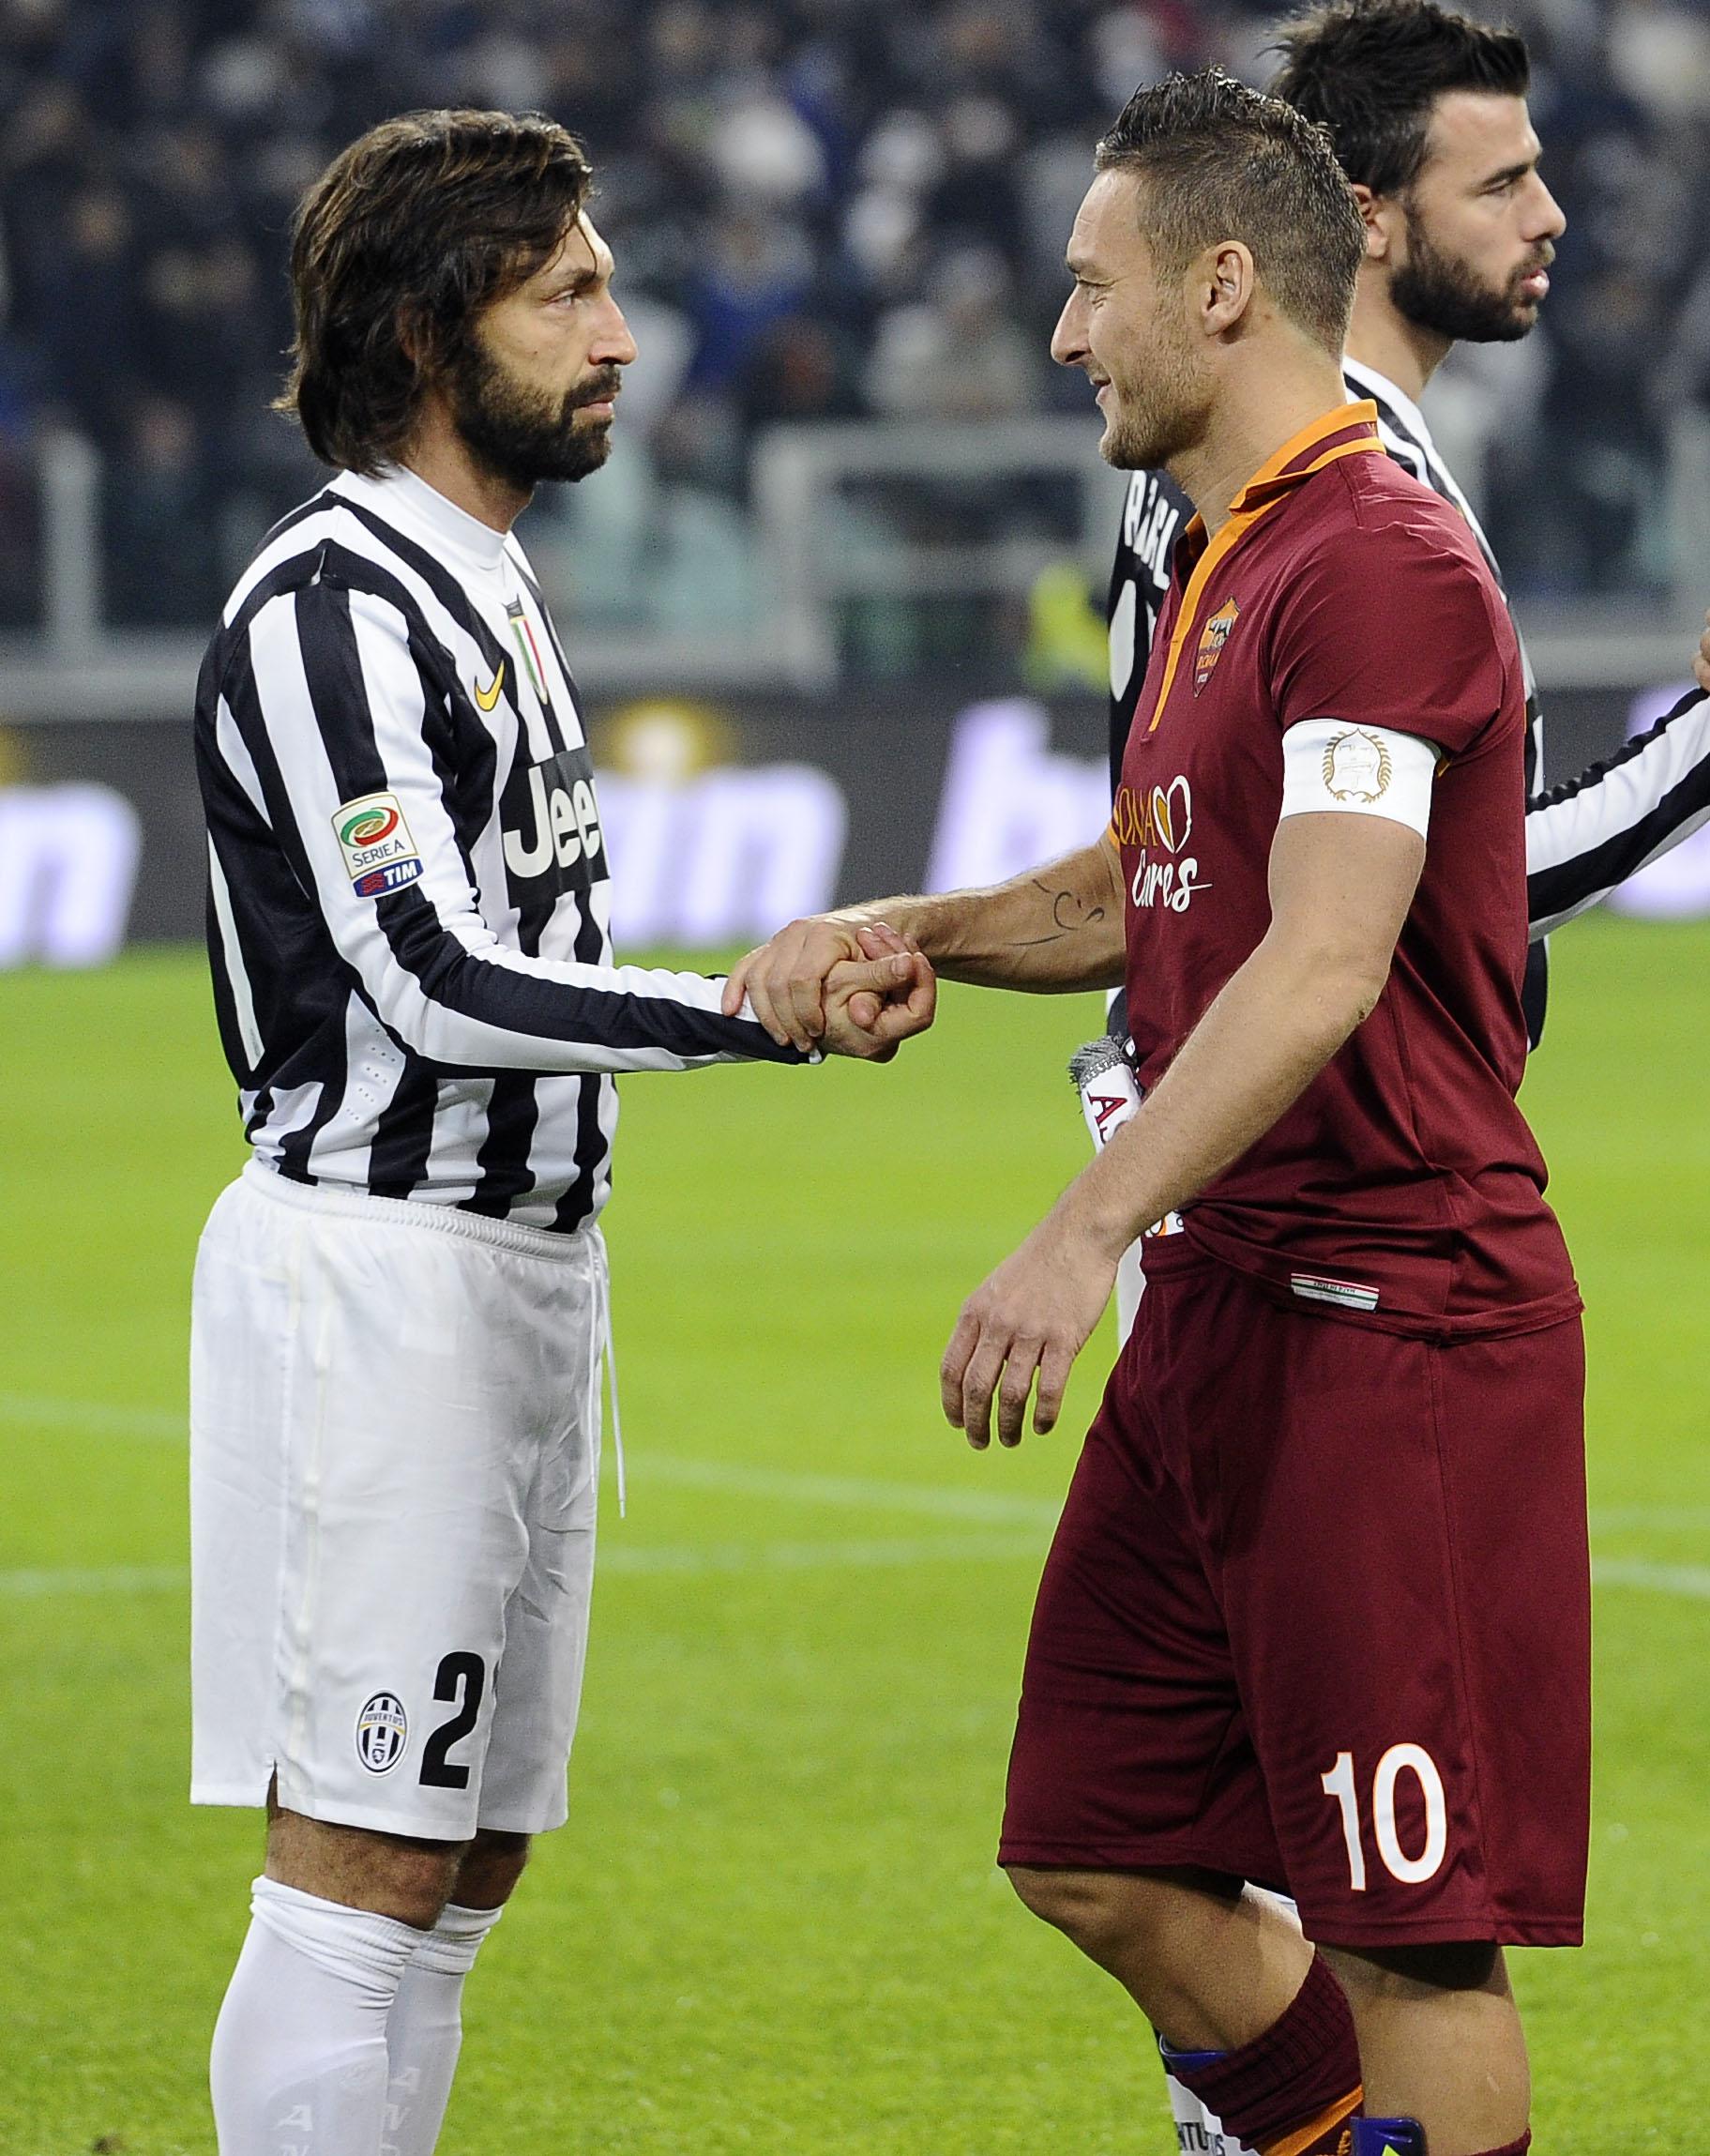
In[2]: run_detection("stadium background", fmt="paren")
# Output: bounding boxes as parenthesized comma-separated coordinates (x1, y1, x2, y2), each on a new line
(3, 1, 1708, 2148)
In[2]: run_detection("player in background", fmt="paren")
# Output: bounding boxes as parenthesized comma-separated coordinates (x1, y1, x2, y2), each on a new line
(1097, 20, 1710, 2140)
(189, 110, 929, 2156)
(730, 68, 1588, 2156)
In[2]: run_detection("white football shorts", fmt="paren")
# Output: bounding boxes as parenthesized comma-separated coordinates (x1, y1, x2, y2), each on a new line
(189, 1160, 604, 1839)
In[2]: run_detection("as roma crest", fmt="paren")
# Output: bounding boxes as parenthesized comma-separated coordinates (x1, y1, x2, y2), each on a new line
(1193, 599, 1239, 694)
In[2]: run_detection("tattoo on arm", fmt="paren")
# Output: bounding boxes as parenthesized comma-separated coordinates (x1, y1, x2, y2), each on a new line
(1012, 878, 1108, 949)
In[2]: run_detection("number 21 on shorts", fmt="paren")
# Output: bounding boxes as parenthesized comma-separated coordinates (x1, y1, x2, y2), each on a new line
(1321, 1744, 1449, 1890)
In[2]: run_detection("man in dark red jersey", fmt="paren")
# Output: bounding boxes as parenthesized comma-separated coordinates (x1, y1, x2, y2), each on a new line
(726, 68, 1581, 2156)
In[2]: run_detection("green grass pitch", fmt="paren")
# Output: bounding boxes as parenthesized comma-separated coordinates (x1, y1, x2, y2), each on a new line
(2, 918, 1707, 2152)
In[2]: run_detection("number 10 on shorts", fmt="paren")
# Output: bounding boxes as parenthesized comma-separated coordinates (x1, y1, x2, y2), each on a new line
(1321, 1745, 1449, 1890)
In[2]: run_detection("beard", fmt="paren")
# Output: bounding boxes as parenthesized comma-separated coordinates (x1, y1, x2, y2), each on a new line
(1390, 214, 1549, 344)
(443, 336, 619, 490)
(1098, 323, 1207, 473)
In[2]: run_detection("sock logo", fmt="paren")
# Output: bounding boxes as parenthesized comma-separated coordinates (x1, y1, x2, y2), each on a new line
(356, 1691, 409, 1774)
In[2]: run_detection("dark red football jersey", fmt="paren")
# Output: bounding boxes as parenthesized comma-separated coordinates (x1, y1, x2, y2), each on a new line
(1114, 402, 1579, 1339)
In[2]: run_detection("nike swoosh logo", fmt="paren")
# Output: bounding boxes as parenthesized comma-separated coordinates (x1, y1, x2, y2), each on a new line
(474, 660, 506, 712)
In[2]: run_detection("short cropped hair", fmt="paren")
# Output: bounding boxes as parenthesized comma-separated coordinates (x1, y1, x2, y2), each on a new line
(277, 109, 594, 473)
(1095, 68, 1366, 356)
(1272, 0, 1530, 199)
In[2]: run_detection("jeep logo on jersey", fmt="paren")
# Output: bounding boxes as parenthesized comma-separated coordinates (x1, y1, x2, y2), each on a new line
(500, 747, 606, 898)
(355, 1692, 408, 1774)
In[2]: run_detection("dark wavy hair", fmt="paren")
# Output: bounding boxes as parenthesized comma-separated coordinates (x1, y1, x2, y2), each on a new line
(1095, 68, 1366, 356)
(1272, 0, 1530, 198)
(277, 109, 594, 473)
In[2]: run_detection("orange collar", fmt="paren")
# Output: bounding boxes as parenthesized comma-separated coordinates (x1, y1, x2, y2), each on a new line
(1140, 401, 1384, 738)
(1178, 399, 1384, 559)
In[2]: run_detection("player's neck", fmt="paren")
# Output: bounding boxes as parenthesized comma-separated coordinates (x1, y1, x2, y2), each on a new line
(1173, 358, 1351, 538)
(1344, 280, 1451, 405)
(401, 403, 533, 535)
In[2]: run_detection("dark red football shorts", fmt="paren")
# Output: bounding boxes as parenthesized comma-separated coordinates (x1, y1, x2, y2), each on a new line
(1000, 1237, 1588, 1948)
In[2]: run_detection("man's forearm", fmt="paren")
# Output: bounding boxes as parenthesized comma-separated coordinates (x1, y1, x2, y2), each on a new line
(724, 835, 1125, 1049)
(843, 838, 1126, 993)
(1057, 930, 1385, 1255)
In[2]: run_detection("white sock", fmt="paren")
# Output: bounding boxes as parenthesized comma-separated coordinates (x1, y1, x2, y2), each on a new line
(379, 1902, 504, 2156)
(210, 1875, 421, 2156)
(1164, 2069, 1255, 2156)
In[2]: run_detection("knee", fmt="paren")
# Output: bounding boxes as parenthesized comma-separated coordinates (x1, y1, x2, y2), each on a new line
(1324, 1937, 1504, 2002)
(266, 1810, 462, 1930)
(1006, 1865, 1135, 1958)
(454, 1830, 531, 1911)
(1006, 1863, 1255, 1989)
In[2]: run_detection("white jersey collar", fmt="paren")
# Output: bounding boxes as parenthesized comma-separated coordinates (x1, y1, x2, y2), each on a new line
(1339, 356, 1437, 461)
(330, 463, 512, 573)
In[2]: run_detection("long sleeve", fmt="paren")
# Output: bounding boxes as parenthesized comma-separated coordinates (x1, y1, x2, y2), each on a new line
(1526, 688, 1710, 936)
(211, 575, 803, 1076)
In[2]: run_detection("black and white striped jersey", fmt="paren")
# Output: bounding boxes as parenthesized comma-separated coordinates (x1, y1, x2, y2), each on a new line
(195, 463, 801, 1235)
(1106, 357, 1710, 1046)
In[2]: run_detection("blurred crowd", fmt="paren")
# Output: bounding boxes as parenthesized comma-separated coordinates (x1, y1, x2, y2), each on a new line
(1, 0, 1708, 638)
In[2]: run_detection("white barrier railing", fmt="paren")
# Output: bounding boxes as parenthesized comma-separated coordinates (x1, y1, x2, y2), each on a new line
(5, 418, 1708, 719)
(38, 427, 103, 658)
(750, 416, 1126, 691)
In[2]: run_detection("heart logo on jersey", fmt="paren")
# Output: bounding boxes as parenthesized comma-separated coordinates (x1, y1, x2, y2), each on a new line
(1193, 598, 1240, 694)
(1149, 776, 1192, 855)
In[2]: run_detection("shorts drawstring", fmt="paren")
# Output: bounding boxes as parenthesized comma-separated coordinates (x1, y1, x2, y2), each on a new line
(588, 1227, 626, 1519)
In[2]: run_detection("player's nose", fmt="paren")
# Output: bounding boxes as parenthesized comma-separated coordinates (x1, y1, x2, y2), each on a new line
(593, 295, 638, 368)
(1050, 292, 1088, 369)
(1530, 175, 1566, 244)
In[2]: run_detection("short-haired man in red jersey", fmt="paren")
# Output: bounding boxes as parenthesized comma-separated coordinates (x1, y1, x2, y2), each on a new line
(727, 68, 1584, 2156)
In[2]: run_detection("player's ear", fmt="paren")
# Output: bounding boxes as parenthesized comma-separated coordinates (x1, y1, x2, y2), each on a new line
(1200, 240, 1256, 335)
(395, 299, 437, 378)
(1350, 184, 1397, 266)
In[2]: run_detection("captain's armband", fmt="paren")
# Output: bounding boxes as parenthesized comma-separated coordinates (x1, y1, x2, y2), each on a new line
(1279, 719, 1441, 840)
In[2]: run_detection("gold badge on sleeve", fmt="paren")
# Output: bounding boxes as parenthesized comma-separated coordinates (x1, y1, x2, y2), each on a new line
(1322, 728, 1392, 801)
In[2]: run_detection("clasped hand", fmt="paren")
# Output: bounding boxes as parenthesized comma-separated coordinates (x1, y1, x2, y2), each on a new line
(723, 916, 935, 1061)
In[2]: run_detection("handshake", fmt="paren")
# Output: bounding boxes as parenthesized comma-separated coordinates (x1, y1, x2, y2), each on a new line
(721, 916, 936, 1063)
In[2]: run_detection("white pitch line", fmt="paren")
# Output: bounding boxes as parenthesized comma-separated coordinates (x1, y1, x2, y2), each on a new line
(7, 1552, 1710, 1602)
(1592, 1557, 1710, 1601)
(0, 1565, 188, 1598)
(11, 1395, 1710, 1601)
(0, 1392, 1062, 1528)
(601, 1532, 1047, 1575)
(0, 1393, 185, 1440)
(636, 1455, 1060, 1528)
(0, 1535, 1046, 1601)
(1588, 1507, 1710, 1533)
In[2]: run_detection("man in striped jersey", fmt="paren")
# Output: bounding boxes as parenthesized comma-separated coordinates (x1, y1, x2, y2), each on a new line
(189, 109, 930, 2156)
(1093, 7, 1710, 2147)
